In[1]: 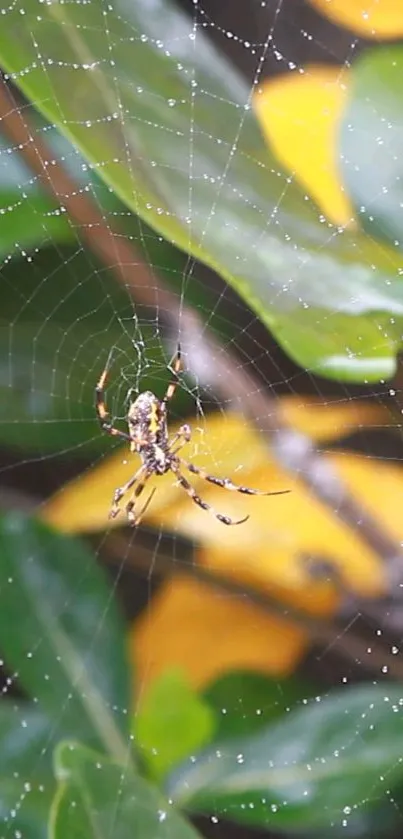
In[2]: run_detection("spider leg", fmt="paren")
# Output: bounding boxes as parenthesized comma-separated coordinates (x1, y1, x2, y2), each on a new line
(171, 462, 248, 526)
(162, 343, 182, 407)
(96, 359, 131, 442)
(167, 423, 191, 455)
(181, 459, 290, 497)
(109, 465, 147, 519)
(126, 486, 156, 527)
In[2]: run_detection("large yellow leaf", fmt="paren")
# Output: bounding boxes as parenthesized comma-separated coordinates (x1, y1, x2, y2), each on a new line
(172, 451, 390, 603)
(308, 0, 403, 38)
(41, 396, 390, 534)
(132, 446, 403, 691)
(40, 395, 399, 688)
(254, 66, 353, 226)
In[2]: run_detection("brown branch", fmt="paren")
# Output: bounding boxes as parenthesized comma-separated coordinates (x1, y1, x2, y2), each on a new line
(0, 79, 401, 591)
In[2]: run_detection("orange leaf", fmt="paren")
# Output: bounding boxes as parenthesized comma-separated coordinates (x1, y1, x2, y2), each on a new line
(254, 66, 353, 226)
(308, 0, 403, 38)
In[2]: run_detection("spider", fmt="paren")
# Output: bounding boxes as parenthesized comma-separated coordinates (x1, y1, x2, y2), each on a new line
(95, 345, 290, 527)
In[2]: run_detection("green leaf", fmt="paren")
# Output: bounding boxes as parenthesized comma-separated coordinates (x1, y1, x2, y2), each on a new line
(0, 699, 118, 778)
(50, 740, 202, 839)
(135, 669, 216, 781)
(2, 1, 403, 380)
(0, 128, 76, 256)
(0, 190, 73, 257)
(341, 45, 403, 249)
(204, 671, 317, 741)
(0, 777, 53, 839)
(0, 703, 61, 777)
(168, 684, 403, 831)
(0, 700, 128, 837)
(0, 704, 55, 839)
(0, 513, 130, 764)
(0, 699, 122, 838)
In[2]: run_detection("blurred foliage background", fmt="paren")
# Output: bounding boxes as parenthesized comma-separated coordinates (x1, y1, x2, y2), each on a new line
(1, 0, 403, 838)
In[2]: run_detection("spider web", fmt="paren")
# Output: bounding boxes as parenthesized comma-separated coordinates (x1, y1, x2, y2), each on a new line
(0, 0, 402, 836)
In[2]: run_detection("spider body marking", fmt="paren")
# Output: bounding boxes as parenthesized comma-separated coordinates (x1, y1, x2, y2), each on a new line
(127, 391, 170, 474)
(95, 344, 290, 527)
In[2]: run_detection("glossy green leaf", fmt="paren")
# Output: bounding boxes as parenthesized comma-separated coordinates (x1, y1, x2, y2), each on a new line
(0, 700, 121, 837)
(50, 740, 202, 839)
(0, 699, 117, 778)
(341, 45, 403, 249)
(0, 128, 75, 256)
(0, 513, 130, 764)
(0, 777, 53, 839)
(1, 2, 403, 380)
(0, 700, 124, 838)
(204, 671, 317, 741)
(135, 669, 216, 781)
(0, 702, 54, 837)
(0, 190, 73, 257)
(168, 684, 403, 830)
(0, 703, 61, 777)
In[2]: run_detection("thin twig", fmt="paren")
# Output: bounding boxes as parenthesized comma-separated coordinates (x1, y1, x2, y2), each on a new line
(0, 79, 401, 589)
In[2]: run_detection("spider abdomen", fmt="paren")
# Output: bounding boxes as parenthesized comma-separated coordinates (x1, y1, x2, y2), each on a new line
(127, 390, 170, 473)
(143, 444, 171, 475)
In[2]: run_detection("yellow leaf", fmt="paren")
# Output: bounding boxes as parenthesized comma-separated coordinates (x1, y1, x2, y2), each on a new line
(159, 441, 403, 604)
(132, 575, 308, 692)
(43, 407, 387, 603)
(279, 394, 390, 441)
(41, 442, 181, 534)
(155, 452, 386, 603)
(253, 66, 353, 226)
(132, 447, 403, 691)
(40, 394, 401, 691)
(41, 396, 389, 534)
(308, 0, 403, 38)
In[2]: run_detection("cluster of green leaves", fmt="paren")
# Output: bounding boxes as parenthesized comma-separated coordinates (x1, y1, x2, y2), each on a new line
(0, 2, 401, 460)
(0, 2, 402, 385)
(0, 509, 402, 838)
